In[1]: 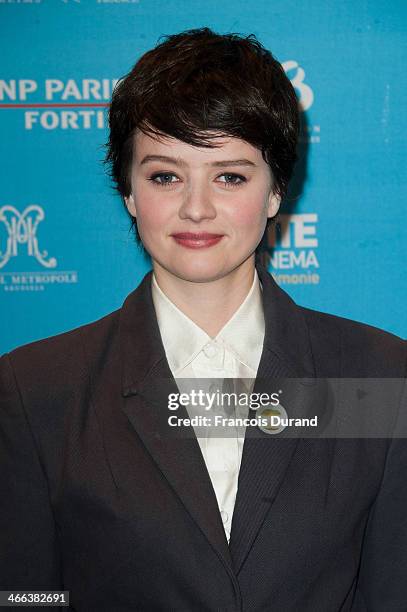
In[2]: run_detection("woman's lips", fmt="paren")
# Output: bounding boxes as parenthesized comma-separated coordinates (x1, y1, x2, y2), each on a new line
(171, 232, 224, 249)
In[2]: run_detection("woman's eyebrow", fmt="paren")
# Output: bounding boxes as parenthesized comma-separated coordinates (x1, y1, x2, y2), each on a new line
(139, 154, 257, 168)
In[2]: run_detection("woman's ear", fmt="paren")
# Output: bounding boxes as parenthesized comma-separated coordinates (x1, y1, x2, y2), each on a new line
(124, 193, 137, 217)
(267, 192, 281, 219)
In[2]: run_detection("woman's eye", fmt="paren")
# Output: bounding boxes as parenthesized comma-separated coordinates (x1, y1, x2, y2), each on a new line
(217, 173, 246, 187)
(147, 172, 246, 188)
(148, 173, 179, 187)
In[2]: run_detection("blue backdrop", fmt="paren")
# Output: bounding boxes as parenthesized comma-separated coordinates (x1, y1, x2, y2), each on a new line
(1, 0, 406, 354)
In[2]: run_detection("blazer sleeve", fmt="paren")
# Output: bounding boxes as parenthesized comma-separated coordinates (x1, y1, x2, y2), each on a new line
(353, 377, 407, 611)
(0, 353, 63, 593)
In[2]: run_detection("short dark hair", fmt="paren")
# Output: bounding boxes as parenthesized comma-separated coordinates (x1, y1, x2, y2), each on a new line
(105, 27, 299, 244)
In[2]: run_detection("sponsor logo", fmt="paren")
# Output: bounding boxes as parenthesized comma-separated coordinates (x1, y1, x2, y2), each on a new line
(0, 205, 56, 269)
(0, 78, 117, 130)
(0, 204, 78, 291)
(282, 61, 314, 111)
(282, 61, 319, 144)
(266, 213, 320, 285)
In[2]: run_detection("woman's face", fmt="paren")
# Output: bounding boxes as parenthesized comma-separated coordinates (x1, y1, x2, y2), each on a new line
(125, 129, 280, 284)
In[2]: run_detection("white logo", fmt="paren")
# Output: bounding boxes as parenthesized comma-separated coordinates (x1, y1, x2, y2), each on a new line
(283, 60, 314, 111)
(0, 205, 57, 269)
(265, 214, 320, 286)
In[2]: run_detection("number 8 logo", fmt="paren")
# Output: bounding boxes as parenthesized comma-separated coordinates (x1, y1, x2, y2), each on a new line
(283, 61, 314, 111)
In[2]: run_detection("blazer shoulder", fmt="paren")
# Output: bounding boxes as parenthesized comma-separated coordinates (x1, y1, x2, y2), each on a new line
(1, 307, 122, 398)
(300, 306, 406, 377)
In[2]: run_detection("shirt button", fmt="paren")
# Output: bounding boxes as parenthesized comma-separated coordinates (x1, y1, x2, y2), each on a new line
(220, 510, 229, 524)
(203, 342, 219, 358)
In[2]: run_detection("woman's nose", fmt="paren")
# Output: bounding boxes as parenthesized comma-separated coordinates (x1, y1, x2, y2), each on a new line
(178, 182, 217, 222)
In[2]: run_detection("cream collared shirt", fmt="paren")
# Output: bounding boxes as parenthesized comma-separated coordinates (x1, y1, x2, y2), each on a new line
(151, 269, 265, 542)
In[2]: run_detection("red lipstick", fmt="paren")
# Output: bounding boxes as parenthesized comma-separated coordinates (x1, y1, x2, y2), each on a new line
(171, 232, 224, 249)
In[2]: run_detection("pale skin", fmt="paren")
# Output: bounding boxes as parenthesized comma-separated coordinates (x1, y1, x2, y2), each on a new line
(125, 129, 281, 337)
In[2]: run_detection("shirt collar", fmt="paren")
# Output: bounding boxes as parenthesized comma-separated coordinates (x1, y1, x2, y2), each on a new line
(151, 269, 265, 375)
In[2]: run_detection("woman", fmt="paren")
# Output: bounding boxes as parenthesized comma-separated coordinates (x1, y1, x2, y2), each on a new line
(1, 27, 406, 612)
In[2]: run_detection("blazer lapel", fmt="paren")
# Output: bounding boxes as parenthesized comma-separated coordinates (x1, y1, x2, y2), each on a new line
(229, 263, 321, 575)
(119, 271, 233, 572)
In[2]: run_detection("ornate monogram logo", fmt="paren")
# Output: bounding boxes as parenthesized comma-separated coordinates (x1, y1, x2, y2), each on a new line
(0, 205, 57, 269)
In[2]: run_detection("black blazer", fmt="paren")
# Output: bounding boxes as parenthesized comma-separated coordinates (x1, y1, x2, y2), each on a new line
(1, 263, 406, 612)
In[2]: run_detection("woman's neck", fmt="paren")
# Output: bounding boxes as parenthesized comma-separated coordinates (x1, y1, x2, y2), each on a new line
(153, 257, 256, 338)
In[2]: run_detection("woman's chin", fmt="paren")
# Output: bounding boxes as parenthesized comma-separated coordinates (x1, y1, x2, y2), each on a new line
(175, 266, 228, 284)
(157, 259, 234, 284)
